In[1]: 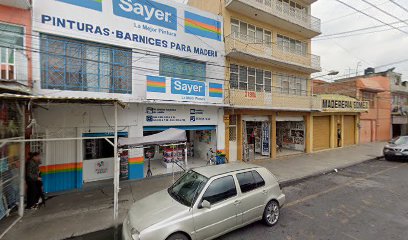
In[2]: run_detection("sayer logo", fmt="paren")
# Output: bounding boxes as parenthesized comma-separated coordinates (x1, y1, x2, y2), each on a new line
(113, 0, 177, 30)
(171, 79, 205, 96)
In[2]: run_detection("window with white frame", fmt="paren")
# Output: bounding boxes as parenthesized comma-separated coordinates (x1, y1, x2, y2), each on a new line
(277, 34, 308, 56)
(0, 23, 24, 80)
(230, 19, 272, 46)
(230, 64, 271, 92)
(277, 74, 307, 95)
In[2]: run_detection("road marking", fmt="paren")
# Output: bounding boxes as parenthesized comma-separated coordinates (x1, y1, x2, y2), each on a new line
(284, 162, 407, 208)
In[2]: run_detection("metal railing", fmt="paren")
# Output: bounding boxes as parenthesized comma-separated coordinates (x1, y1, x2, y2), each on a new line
(225, 0, 321, 33)
(225, 33, 321, 71)
(226, 87, 322, 110)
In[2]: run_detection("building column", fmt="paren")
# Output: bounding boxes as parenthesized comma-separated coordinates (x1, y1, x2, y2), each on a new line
(270, 113, 277, 159)
(224, 114, 230, 161)
(237, 114, 243, 161)
(340, 115, 345, 147)
(330, 114, 336, 148)
(305, 113, 313, 153)
(355, 114, 360, 144)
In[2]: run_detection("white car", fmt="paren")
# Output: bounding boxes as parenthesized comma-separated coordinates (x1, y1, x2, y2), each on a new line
(123, 163, 285, 240)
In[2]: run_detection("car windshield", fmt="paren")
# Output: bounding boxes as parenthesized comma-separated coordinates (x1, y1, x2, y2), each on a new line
(168, 170, 208, 207)
(391, 136, 408, 145)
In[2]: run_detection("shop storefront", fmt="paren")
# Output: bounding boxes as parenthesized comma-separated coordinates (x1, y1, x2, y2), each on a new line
(141, 104, 225, 176)
(312, 94, 369, 151)
(242, 116, 270, 160)
(276, 116, 305, 155)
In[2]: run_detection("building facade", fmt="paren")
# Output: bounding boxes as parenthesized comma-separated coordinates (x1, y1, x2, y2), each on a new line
(389, 72, 408, 137)
(313, 69, 393, 143)
(0, 0, 32, 219)
(189, 0, 324, 160)
(31, 0, 226, 192)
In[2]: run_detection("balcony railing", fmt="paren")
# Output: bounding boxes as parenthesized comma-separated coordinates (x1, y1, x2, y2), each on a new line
(226, 88, 322, 111)
(225, 0, 321, 33)
(225, 33, 321, 72)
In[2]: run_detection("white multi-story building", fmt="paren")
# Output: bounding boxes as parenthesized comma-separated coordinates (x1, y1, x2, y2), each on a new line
(31, 0, 226, 192)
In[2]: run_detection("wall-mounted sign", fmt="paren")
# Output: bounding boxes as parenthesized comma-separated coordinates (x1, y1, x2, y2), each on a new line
(146, 75, 223, 104)
(33, 0, 224, 62)
(143, 105, 218, 126)
(321, 94, 369, 112)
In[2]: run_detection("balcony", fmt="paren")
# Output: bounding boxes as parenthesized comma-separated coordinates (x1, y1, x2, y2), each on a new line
(225, 34, 321, 73)
(0, 0, 31, 9)
(226, 88, 321, 111)
(225, 0, 321, 38)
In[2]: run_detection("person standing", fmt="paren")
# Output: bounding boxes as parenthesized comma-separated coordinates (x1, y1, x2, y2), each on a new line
(26, 152, 42, 209)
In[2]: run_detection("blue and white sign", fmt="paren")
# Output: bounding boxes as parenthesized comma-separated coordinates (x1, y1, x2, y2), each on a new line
(146, 75, 223, 104)
(113, 0, 178, 30)
(171, 79, 206, 97)
(261, 122, 270, 156)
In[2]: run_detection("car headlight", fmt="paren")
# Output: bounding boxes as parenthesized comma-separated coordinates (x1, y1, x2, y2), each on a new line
(131, 228, 140, 240)
(383, 148, 390, 152)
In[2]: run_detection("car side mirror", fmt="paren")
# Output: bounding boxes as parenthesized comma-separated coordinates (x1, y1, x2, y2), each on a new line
(201, 200, 211, 209)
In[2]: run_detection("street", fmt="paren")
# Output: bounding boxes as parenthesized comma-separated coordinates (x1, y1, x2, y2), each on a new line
(69, 159, 408, 240)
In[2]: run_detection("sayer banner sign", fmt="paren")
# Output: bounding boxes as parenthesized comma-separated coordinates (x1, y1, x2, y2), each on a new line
(146, 75, 223, 104)
(33, 0, 224, 62)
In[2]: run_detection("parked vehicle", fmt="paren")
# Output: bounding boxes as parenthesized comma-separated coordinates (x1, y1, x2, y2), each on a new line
(383, 136, 408, 161)
(122, 163, 285, 240)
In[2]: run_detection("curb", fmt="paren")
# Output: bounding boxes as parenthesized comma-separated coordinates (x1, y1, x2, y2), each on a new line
(279, 156, 383, 188)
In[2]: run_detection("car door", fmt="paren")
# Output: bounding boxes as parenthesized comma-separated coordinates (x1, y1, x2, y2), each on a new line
(192, 175, 240, 240)
(236, 170, 267, 225)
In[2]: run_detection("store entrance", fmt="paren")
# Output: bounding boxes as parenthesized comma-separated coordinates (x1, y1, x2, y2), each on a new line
(276, 118, 305, 156)
(142, 128, 217, 177)
(244, 121, 270, 161)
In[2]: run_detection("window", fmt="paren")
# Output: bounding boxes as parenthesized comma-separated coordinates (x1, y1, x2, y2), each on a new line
(252, 170, 265, 187)
(248, 25, 256, 43)
(84, 138, 114, 160)
(248, 67, 256, 91)
(240, 22, 247, 41)
(230, 64, 239, 89)
(282, 76, 290, 94)
(168, 170, 208, 207)
(264, 31, 272, 48)
(41, 35, 132, 93)
(202, 176, 237, 205)
(277, 34, 307, 56)
(256, 69, 264, 92)
(0, 23, 24, 80)
(264, 71, 272, 93)
(239, 65, 248, 91)
(236, 170, 265, 193)
(159, 55, 206, 81)
(256, 27, 264, 43)
(231, 19, 239, 37)
(362, 91, 375, 108)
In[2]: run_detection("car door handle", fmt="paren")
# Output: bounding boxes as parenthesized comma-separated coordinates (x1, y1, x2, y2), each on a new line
(234, 200, 241, 205)
(262, 190, 268, 195)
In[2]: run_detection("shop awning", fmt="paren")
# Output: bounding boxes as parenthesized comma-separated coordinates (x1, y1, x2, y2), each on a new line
(118, 128, 187, 147)
(143, 125, 216, 131)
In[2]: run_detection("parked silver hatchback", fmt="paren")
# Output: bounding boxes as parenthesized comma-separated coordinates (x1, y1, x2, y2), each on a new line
(123, 163, 285, 240)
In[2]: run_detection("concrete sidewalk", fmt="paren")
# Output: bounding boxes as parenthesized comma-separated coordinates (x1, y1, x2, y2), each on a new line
(1, 142, 385, 240)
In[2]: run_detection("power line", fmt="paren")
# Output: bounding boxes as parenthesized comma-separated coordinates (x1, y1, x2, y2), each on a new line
(389, 0, 408, 13)
(359, 0, 408, 26)
(314, 25, 408, 41)
(334, 0, 408, 35)
(315, 18, 408, 39)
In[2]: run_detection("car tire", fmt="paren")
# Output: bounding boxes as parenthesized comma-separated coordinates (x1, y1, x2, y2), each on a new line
(262, 200, 280, 227)
(166, 233, 189, 240)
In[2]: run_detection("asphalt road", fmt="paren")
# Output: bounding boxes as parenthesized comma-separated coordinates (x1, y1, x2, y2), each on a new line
(68, 159, 408, 240)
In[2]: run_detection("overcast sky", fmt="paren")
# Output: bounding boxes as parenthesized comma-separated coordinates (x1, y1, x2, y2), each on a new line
(312, 0, 408, 81)
(180, 0, 408, 81)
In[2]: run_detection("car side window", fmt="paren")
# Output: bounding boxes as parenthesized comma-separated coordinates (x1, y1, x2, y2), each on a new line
(236, 171, 257, 193)
(252, 170, 265, 188)
(202, 176, 237, 205)
(237, 170, 266, 193)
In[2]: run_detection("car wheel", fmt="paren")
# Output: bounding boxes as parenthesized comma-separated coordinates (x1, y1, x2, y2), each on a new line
(166, 233, 189, 240)
(262, 200, 280, 227)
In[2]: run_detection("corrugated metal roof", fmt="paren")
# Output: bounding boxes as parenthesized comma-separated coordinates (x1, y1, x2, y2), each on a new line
(0, 93, 126, 107)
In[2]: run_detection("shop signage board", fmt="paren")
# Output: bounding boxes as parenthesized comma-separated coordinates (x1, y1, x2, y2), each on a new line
(261, 122, 270, 156)
(33, 0, 224, 62)
(320, 94, 369, 112)
(146, 76, 223, 104)
(143, 105, 219, 126)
